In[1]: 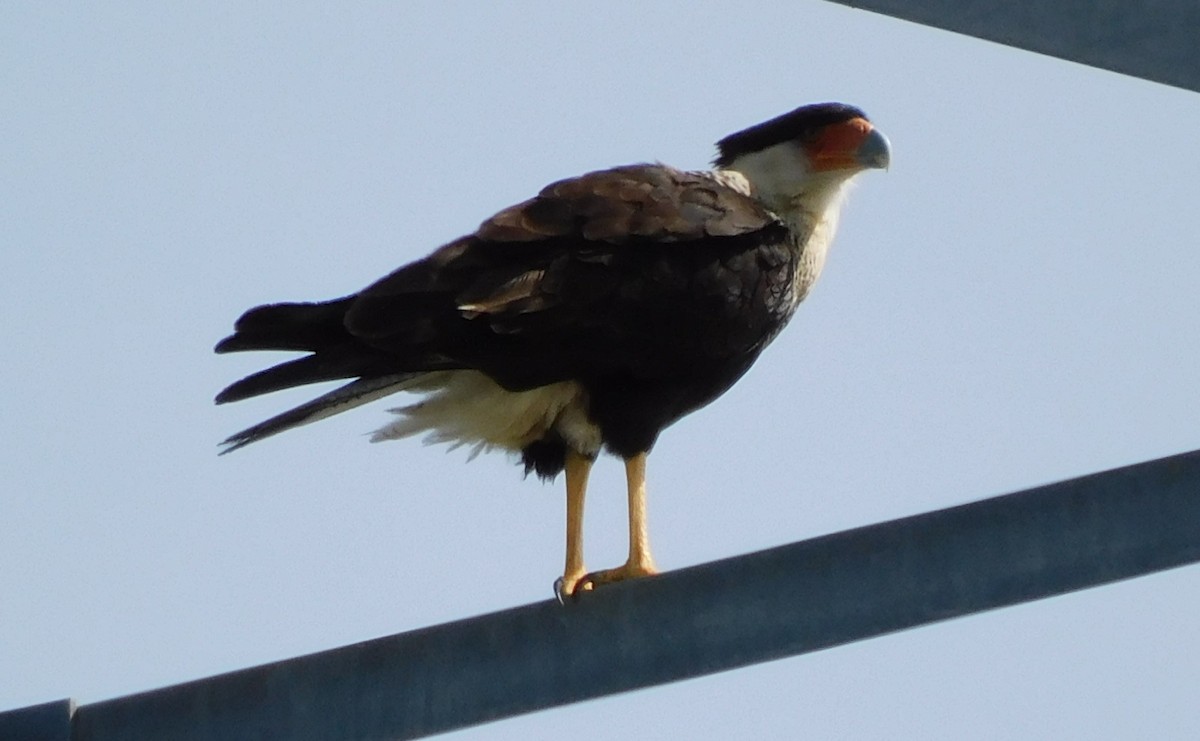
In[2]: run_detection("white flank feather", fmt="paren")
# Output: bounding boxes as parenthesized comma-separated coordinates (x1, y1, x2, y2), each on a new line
(370, 370, 602, 458)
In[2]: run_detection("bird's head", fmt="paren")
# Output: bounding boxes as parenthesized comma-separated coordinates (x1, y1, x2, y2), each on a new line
(714, 102, 890, 215)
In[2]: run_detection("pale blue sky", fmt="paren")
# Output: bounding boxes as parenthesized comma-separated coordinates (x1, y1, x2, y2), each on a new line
(3, 2, 1198, 738)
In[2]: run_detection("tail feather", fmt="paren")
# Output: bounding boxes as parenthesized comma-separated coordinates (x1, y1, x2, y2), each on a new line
(215, 350, 402, 404)
(219, 373, 422, 454)
(216, 294, 452, 451)
(215, 294, 406, 404)
(215, 298, 355, 354)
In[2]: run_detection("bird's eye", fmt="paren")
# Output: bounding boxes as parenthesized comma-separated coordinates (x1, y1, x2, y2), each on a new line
(795, 126, 823, 144)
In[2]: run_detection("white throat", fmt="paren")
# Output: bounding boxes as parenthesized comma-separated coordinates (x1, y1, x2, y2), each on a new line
(719, 141, 858, 302)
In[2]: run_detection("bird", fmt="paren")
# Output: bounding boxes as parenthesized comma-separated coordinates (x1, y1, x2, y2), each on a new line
(215, 102, 890, 600)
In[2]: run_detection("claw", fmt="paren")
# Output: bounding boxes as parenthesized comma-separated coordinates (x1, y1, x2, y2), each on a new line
(554, 571, 594, 604)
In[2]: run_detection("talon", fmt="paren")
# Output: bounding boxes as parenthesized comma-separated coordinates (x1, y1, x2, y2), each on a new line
(555, 569, 594, 603)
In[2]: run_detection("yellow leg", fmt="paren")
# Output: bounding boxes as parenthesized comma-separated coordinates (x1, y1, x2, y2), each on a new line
(579, 452, 659, 589)
(623, 452, 656, 573)
(556, 451, 592, 599)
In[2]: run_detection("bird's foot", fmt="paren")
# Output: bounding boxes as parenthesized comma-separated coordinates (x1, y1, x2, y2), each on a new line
(555, 559, 658, 603)
(554, 567, 594, 604)
(583, 559, 659, 588)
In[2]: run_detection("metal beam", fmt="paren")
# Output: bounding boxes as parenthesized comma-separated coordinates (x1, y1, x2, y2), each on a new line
(824, 0, 1200, 93)
(0, 699, 73, 741)
(6, 449, 1200, 740)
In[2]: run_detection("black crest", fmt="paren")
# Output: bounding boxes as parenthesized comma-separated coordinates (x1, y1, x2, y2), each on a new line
(714, 102, 868, 168)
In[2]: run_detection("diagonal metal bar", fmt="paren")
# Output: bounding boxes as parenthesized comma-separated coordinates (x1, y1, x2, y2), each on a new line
(824, 0, 1200, 93)
(7, 449, 1200, 740)
(0, 699, 73, 741)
